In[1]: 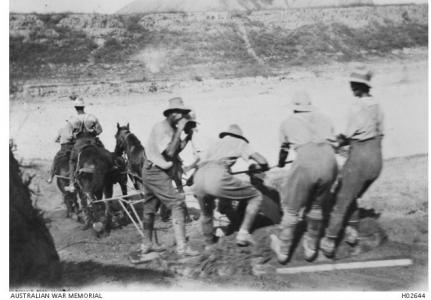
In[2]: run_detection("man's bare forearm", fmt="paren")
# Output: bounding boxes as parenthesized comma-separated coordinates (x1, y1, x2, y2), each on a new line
(164, 129, 183, 159)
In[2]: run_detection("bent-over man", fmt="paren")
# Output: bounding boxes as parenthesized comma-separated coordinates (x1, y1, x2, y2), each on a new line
(320, 64, 384, 258)
(270, 91, 338, 264)
(192, 124, 269, 248)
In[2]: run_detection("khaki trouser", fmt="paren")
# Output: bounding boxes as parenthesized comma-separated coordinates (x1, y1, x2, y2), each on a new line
(192, 161, 262, 244)
(141, 160, 188, 247)
(278, 142, 338, 244)
(326, 137, 383, 238)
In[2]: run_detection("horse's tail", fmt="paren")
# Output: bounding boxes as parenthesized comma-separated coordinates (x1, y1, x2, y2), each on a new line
(76, 145, 111, 194)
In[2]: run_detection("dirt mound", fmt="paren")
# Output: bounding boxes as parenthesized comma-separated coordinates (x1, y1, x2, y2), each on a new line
(9, 146, 62, 287)
(133, 217, 387, 279)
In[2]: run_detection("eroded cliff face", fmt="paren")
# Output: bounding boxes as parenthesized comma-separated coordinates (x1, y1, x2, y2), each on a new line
(9, 4, 428, 97)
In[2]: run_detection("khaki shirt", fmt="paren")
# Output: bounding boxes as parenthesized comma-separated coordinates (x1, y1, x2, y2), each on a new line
(280, 111, 335, 149)
(55, 121, 74, 144)
(200, 135, 255, 167)
(69, 113, 103, 138)
(146, 119, 176, 170)
(345, 96, 384, 141)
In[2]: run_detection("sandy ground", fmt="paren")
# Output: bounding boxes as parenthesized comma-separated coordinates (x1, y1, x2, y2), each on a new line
(10, 55, 428, 290)
(17, 151, 425, 290)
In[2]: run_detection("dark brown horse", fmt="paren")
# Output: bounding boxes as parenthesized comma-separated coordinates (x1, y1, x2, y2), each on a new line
(54, 148, 128, 223)
(114, 123, 173, 221)
(75, 144, 123, 234)
(114, 123, 146, 190)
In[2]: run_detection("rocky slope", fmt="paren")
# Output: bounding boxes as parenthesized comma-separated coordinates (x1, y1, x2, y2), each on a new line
(9, 4, 427, 97)
(117, 0, 375, 14)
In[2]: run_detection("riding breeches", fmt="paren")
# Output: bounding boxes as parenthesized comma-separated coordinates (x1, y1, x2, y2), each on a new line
(192, 161, 263, 244)
(278, 142, 338, 243)
(325, 137, 383, 238)
(141, 161, 186, 222)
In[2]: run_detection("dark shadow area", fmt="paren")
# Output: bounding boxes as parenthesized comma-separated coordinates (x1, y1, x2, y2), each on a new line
(58, 260, 174, 288)
(358, 207, 381, 219)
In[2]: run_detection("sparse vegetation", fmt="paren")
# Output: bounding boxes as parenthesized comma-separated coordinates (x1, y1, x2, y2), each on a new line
(8, 4, 428, 91)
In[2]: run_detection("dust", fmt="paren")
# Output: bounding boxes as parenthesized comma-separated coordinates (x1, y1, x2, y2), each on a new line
(133, 47, 171, 74)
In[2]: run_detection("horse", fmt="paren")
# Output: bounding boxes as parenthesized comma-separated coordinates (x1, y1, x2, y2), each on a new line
(110, 153, 129, 196)
(74, 144, 118, 234)
(114, 123, 146, 190)
(53, 145, 128, 221)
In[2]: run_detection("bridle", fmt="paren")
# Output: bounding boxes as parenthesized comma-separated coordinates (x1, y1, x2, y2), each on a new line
(115, 129, 131, 156)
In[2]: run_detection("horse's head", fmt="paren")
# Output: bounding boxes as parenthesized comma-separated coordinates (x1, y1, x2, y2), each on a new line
(114, 122, 130, 155)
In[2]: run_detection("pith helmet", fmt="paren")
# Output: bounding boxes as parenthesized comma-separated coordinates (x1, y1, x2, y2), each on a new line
(219, 124, 249, 143)
(290, 90, 315, 112)
(73, 97, 85, 108)
(348, 63, 373, 87)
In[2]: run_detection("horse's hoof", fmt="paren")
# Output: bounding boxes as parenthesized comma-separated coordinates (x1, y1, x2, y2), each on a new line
(93, 222, 104, 233)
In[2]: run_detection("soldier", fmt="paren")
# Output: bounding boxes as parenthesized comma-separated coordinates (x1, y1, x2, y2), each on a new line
(320, 64, 384, 258)
(192, 124, 269, 248)
(157, 109, 198, 222)
(130, 97, 199, 263)
(65, 97, 104, 192)
(270, 91, 338, 263)
(166, 109, 199, 192)
(47, 120, 74, 184)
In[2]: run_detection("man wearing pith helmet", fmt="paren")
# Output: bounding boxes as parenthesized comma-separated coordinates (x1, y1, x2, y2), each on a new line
(270, 91, 338, 264)
(320, 63, 384, 258)
(192, 124, 269, 248)
(130, 97, 199, 263)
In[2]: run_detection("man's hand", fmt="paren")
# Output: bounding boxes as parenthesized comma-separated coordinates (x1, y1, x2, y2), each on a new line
(336, 134, 349, 147)
(258, 163, 269, 172)
(176, 118, 188, 131)
(278, 143, 290, 168)
(249, 163, 269, 173)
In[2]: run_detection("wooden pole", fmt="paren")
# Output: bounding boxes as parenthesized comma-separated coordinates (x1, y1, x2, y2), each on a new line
(117, 198, 145, 239)
(276, 258, 413, 274)
(230, 161, 293, 175)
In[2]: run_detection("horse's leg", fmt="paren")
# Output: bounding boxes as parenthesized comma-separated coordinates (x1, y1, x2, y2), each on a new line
(71, 192, 79, 214)
(77, 188, 92, 229)
(63, 192, 72, 218)
(120, 180, 128, 195)
(102, 183, 114, 232)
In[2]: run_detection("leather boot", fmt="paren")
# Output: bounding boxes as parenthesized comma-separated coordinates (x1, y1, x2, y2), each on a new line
(236, 194, 261, 246)
(344, 225, 359, 247)
(236, 229, 255, 247)
(140, 214, 166, 254)
(270, 234, 290, 264)
(302, 235, 318, 262)
(320, 236, 336, 258)
(172, 206, 199, 257)
(303, 210, 322, 262)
